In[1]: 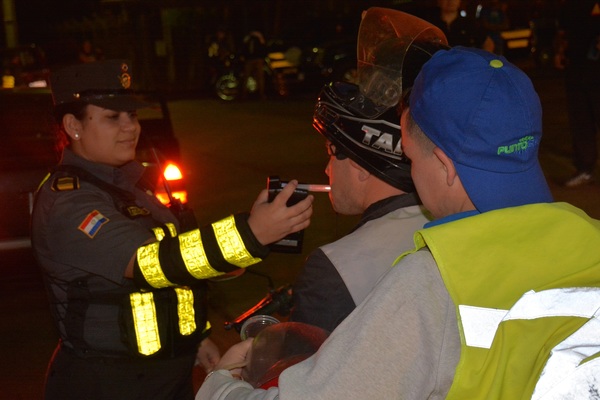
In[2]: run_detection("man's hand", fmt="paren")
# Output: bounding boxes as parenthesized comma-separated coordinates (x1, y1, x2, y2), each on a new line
(248, 180, 314, 245)
(196, 338, 221, 373)
(214, 338, 254, 377)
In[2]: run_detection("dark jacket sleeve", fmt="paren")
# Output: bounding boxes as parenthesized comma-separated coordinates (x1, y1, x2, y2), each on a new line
(289, 248, 356, 333)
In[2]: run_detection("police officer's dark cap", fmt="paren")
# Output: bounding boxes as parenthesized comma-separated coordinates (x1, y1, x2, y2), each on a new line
(50, 59, 149, 111)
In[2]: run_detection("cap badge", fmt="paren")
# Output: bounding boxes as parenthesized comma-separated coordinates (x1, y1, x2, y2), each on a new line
(119, 63, 131, 89)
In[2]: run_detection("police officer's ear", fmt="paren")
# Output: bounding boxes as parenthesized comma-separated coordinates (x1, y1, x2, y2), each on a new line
(63, 113, 84, 141)
(348, 159, 371, 182)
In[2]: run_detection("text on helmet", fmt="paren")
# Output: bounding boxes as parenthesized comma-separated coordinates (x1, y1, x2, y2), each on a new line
(361, 125, 403, 156)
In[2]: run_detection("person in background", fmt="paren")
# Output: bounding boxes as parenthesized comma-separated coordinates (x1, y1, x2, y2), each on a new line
(529, 0, 559, 67)
(197, 10, 600, 400)
(78, 39, 104, 63)
(32, 59, 313, 400)
(554, 0, 600, 187)
(478, 0, 510, 55)
(206, 26, 235, 89)
(290, 34, 447, 332)
(429, 0, 494, 52)
(241, 30, 267, 100)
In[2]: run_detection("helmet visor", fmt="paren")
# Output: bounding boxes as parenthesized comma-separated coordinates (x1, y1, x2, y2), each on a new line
(357, 8, 448, 110)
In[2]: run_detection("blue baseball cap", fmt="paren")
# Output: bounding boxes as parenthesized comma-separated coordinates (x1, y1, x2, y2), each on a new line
(409, 46, 553, 212)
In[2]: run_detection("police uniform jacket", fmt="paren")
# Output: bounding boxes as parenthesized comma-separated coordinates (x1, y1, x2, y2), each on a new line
(32, 149, 268, 358)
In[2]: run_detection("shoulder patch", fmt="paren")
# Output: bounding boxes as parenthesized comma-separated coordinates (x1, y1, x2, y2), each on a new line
(52, 175, 80, 192)
(78, 210, 109, 238)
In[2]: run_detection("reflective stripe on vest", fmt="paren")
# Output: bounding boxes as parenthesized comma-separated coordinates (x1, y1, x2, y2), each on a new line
(130, 224, 203, 355)
(129, 288, 207, 356)
(175, 287, 196, 336)
(151, 223, 178, 241)
(459, 287, 600, 399)
(165, 222, 177, 238)
(152, 226, 166, 241)
(212, 215, 262, 267)
(130, 292, 161, 356)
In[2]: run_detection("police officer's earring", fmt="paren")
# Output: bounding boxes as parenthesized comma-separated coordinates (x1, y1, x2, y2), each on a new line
(74, 132, 80, 139)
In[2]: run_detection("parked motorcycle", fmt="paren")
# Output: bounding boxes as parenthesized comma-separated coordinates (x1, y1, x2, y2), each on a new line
(214, 54, 249, 101)
(215, 50, 303, 101)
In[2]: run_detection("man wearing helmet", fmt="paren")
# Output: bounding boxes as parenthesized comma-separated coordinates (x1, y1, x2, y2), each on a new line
(289, 83, 432, 333)
(288, 9, 448, 334)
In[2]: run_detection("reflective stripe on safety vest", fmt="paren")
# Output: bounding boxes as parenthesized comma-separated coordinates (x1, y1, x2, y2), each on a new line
(175, 287, 196, 336)
(129, 289, 209, 356)
(212, 215, 262, 267)
(152, 223, 178, 241)
(138, 224, 177, 288)
(459, 287, 600, 399)
(130, 224, 205, 355)
(152, 226, 165, 242)
(152, 226, 167, 241)
(165, 222, 177, 238)
(130, 291, 161, 356)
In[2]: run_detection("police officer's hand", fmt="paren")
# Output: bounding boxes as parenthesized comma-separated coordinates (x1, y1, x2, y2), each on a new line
(248, 180, 314, 245)
(196, 338, 221, 373)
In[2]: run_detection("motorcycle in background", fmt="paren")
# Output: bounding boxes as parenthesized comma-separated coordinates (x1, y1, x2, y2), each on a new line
(215, 49, 303, 101)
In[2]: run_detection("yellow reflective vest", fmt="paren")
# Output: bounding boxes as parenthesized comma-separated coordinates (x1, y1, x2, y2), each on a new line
(409, 202, 600, 399)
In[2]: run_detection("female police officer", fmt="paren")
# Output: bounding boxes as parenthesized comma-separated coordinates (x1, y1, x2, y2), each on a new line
(31, 59, 313, 400)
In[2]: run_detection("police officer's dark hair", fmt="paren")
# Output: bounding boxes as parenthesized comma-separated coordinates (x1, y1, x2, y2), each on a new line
(52, 101, 90, 152)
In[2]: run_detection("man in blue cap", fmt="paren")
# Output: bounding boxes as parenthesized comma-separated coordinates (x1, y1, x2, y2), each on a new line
(197, 43, 600, 400)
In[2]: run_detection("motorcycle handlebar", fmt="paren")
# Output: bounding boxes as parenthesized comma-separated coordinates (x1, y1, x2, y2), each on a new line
(224, 284, 293, 333)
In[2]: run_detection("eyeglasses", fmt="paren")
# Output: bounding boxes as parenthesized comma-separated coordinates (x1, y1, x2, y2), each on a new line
(326, 142, 348, 160)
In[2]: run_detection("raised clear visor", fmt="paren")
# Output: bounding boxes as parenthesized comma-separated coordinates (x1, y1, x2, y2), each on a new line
(356, 7, 448, 110)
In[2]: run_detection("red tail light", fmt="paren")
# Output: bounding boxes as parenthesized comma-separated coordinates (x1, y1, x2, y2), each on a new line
(163, 163, 183, 181)
(155, 162, 188, 205)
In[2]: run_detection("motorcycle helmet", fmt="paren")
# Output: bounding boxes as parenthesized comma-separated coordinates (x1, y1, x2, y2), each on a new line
(313, 8, 448, 192)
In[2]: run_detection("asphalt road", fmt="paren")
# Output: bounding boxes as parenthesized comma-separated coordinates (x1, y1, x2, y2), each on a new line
(1, 61, 599, 399)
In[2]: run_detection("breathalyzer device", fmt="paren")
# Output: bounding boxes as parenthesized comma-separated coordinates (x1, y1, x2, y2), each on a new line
(267, 176, 330, 253)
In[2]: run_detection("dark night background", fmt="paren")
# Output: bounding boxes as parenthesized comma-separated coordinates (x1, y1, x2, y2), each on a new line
(3, 0, 547, 93)
(2, 0, 431, 91)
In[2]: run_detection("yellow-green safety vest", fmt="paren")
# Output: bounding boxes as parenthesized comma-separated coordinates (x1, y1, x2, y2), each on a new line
(401, 202, 600, 399)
